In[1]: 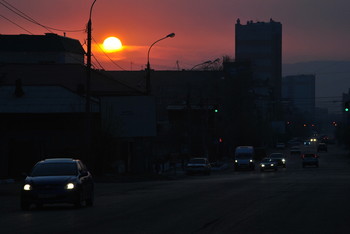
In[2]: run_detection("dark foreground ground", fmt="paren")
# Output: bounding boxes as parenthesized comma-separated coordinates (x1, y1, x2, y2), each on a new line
(1, 144, 349, 234)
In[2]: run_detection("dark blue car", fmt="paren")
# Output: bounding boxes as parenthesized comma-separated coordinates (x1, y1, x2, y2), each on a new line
(20, 158, 94, 210)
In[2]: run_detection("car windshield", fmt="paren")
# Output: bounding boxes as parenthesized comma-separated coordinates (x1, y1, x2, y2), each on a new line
(236, 154, 252, 159)
(262, 158, 274, 163)
(270, 154, 283, 158)
(30, 163, 78, 176)
(188, 159, 206, 164)
(304, 154, 315, 158)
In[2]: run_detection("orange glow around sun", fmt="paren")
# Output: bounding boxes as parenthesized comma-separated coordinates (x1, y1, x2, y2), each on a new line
(102, 36, 123, 52)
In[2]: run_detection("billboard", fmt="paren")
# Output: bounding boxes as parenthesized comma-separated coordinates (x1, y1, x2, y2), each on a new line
(100, 96, 156, 137)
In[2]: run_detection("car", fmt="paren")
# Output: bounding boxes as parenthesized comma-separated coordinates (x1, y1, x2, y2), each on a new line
(234, 146, 255, 171)
(275, 142, 286, 149)
(317, 143, 328, 152)
(269, 153, 287, 168)
(287, 138, 302, 147)
(186, 158, 211, 175)
(259, 158, 278, 172)
(290, 146, 301, 155)
(20, 158, 94, 210)
(302, 153, 319, 168)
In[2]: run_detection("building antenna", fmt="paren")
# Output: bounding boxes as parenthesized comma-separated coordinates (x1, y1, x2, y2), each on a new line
(176, 60, 180, 71)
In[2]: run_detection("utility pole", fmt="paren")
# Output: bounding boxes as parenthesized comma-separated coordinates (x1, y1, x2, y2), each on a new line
(86, 0, 96, 165)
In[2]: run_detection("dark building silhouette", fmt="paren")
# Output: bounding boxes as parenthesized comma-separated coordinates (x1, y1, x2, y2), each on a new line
(282, 74, 316, 119)
(0, 33, 85, 64)
(235, 19, 282, 109)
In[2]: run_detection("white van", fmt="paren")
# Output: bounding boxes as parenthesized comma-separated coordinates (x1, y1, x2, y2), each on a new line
(234, 146, 255, 170)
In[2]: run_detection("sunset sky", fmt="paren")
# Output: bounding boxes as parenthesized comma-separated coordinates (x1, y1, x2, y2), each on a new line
(1, 0, 350, 71)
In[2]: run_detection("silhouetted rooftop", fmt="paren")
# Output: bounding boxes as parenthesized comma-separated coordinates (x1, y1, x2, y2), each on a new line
(0, 33, 85, 54)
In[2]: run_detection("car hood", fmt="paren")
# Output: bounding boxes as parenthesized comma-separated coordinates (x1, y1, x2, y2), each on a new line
(25, 176, 77, 185)
(261, 162, 275, 165)
(187, 163, 207, 167)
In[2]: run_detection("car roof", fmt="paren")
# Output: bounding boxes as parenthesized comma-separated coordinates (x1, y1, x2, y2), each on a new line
(39, 158, 78, 164)
(270, 153, 283, 156)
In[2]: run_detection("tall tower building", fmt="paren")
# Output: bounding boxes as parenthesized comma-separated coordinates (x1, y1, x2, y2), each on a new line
(282, 74, 316, 121)
(235, 19, 282, 101)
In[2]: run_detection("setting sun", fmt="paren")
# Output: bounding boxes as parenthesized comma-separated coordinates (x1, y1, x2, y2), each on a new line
(102, 36, 123, 52)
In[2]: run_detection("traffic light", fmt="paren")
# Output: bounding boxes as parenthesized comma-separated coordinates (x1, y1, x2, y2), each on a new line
(213, 105, 219, 113)
(345, 101, 350, 112)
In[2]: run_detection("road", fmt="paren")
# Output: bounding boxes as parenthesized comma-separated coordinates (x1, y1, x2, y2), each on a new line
(1, 144, 350, 234)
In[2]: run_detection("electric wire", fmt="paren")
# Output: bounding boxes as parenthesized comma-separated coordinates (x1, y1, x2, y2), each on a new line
(92, 37, 126, 71)
(91, 53, 105, 70)
(0, 14, 33, 34)
(0, 0, 85, 33)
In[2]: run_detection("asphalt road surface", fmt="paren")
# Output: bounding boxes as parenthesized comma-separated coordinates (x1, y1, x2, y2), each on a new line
(1, 144, 350, 234)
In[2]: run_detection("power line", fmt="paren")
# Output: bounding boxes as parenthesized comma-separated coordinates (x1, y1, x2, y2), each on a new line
(92, 37, 126, 71)
(0, 0, 85, 33)
(0, 1, 53, 33)
(0, 14, 33, 34)
(91, 54, 105, 70)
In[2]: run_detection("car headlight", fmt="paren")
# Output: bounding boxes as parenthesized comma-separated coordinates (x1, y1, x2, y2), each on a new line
(270, 164, 274, 166)
(66, 183, 75, 190)
(282, 159, 286, 162)
(261, 164, 265, 167)
(249, 159, 253, 163)
(235, 160, 238, 163)
(23, 184, 32, 191)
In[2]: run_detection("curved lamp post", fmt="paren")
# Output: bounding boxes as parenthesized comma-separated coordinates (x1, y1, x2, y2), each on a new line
(190, 58, 220, 70)
(146, 33, 175, 95)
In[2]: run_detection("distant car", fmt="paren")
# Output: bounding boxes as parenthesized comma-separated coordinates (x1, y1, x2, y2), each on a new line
(234, 146, 255, 171)
(20, 158, 94, 210)
(275, 142, 286, 149)
(287, 138, 302, 147)
(317, 143, 328, 152)
(186, 158, 211, 175)
(260, 158, 278, 172)
(290, 146, 301, 155)
(302, 153, 319, 168)
(269, 153, 286, 168)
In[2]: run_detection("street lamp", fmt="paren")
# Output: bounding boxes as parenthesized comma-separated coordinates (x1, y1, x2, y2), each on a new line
(190, 58, 220, 70)
(146, 33, 175, 95)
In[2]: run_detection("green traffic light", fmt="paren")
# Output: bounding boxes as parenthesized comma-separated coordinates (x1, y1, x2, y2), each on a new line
(346, 108, 349, 112)
(214, 109, 218, 113)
